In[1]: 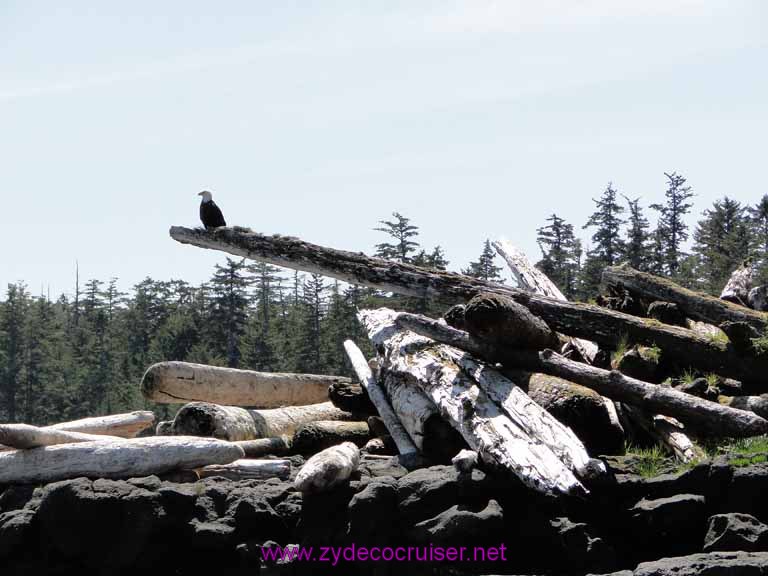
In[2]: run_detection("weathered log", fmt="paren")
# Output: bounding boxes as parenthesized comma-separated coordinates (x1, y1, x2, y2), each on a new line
(294, 441, 360, 494)
(327, 379, 376, 415)
(647, 301, 687, 327)
(292, 421, 371, 453)
(156, 421, 174, 435)
(197, 459, 291, 481)
(749, 286, 768, 311)
(343, 340, 419, 455)
(0, 424, 123, 450)
(142, 361, 343, 407)
(46, 411, 155, 438)
(492, 239, 599, 362)
(172, 401, 353, 441)
(169, 226, 767, 385)
(719, 394, 768, 420)
(720, 263, 755, 307)
(233, 437, 292, 458)
(0, 436, 245, 485)
(452, 449, 479, 474)
(603, 264, 767, 332)
(395, 310, 768, 438)
(364, 308, 590, 496)
(464, 293, 559, 350)
(621, 405, 701, 462)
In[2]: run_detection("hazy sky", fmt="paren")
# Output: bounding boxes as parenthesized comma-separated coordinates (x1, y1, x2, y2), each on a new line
(2, 1, 766, 298)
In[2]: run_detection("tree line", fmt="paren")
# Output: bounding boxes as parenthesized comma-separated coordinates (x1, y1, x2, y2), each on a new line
(1, 174, 766, 424)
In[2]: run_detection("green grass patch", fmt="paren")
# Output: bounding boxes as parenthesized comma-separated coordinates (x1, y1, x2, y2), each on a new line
(732, 454, 768, 467)
(611, 334, 630, 368)
(706, 330, 730, 347)
(626, 444, 667, 478)
(680, 369, 698, 385)
(751, 329, 768, 356)
(642, 344, 662, 364)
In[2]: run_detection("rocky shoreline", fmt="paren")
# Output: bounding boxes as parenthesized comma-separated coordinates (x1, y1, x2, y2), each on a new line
(3, 451, 768, 575)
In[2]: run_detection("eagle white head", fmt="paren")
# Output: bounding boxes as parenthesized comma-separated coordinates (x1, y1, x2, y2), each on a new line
(198, 190, 213, 203)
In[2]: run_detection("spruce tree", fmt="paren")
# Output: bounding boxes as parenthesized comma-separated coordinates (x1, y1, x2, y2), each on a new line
(650, 172, 695, 275)
(207, 258, 252, 368)
(463, 240, 503, 282)
(581, 183, 626, 297)
(536, 214, 580, 298)
(374, 212, 420, 263)
(623, 196, 651, 270)
(749, 195, 768, 283)
(0, 283, 28, 422)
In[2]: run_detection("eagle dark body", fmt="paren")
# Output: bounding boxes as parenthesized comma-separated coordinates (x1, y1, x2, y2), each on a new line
(200, 199, 226, 230)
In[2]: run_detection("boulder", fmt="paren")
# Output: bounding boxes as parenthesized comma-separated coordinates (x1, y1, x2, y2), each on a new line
(704, 512, 768, 552)
(629, 494, 707, 560)
(594, 551, 768, 575)
(407, 499, 504, 546)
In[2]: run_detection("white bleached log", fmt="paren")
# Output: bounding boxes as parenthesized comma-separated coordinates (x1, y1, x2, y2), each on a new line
(47, 411, 155, 438)
(294, 442, 360, 494)
(720, 263, 755, 307)
(343, 340, 418, 455)
(360, 308, 588, 497)
(197, 458, 291, 481)
(0, 424, 123, 450)
(0, 436, 245, 485)
(452, 449, 479, 474)
(172, 401, 352, 441)
(141, 361, 345, 407)
(233, 436, 292, 458)
(622, 405, 700, 462)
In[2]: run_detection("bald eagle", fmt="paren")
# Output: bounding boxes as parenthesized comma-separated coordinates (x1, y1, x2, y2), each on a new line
(198, 191, 226, 230)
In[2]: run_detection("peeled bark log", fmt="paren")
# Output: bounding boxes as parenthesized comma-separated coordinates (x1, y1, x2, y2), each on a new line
(169, 226, 766, 385)
(0, 436, 245, 485)
(233, 437, 292, 458)
(294, 442, 360, 494)
(292, 421, 371, 453)
(492, 239, 599, 362)
(395, 311, 768, 438)
(719, 395, 768, 420)
(172, 401, 353, 441)
(464, 293, 559, 350)
(720, 263, 755, 307)
(363, 308, 590, 497)
(46, 411, 155, 438)
(0, 424, 123, 450)
(343, 340, 419, 455)
(621, 405, 701, 462)
(142, 361, 344, 407)
(603, 264, 767, 332)
(197, 459, 291, 481)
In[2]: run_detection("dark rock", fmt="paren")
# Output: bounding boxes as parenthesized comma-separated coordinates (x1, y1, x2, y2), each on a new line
(225, 488, 286, 541)
(551, 517, 616, 573)
(443, 304, 466, 330)
(358, 455, 411, 480)
(348, 479, 398, 543)
(614, 346, 661, 383)
(676, 377, 719, 401)
(719, 321, 761, 354)
(190, 519, 236, 549)
(749, 285, 768, 311)
(721, 459, 768, 522)
(0, 484, 37, 514)
(647, 301, 687, 326)
(629, 493, 707, 560)
(704, 512, 768, 552)
(397, 466, 460, 524)
(0, 509, 36, 560)
(366, 416, 389, 438)
(596, 551, 768, 575)
(407, 499, 504, 546)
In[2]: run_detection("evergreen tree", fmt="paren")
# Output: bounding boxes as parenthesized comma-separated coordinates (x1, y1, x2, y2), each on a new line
(463, 240, 503, 282)
(749, 195, 768, 283)
(0, 283, 28, 422)
(581, 183, 626, 297)
(374, 212, 420, 263)
(207, 258, 252, 368)
(536, 214, 580, 298)
(650, 172, 695, 275)
(623, 196, 651, 270)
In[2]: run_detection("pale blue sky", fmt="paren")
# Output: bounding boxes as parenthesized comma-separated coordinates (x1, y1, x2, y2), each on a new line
(1, 1, 766, 297)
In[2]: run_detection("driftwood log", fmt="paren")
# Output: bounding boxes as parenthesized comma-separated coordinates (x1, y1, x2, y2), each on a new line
(0, 436, 245, 485)
(172, 401, 353, 441)
(395, 311, 768, 438)
(719, 395, 768, 420)
(233, 437, 292, 458)
(294, 441, 360, 494)
(0, 424, 123, 450)
(720, 263, 755, 307)
(603, 264, 767, 332)
(169, 226, 767, 386)
(621, 404, 701, 462)
(362, 308, 592, 497)
(292, 421, 371, 453)
(343, 340, 418, 455)
(327, 379, 376, 415)
(197, 459, 291, 481)
(46, 411, 155, 438)
(142, 361, 343, 407)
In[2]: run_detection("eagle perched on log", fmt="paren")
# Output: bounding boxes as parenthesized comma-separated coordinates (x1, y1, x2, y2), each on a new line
(198, 190, 226, 230)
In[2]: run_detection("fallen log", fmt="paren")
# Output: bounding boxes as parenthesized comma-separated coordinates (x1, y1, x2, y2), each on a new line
(328, 379, 376, 415)
(141, 361, 343, 407)
(720, 262, 754, 307)
(719, 394, 768, 420)
(172, 401, 353, 441)
(45, 411, 155, 438)
(603, 264, 767, 332)
(363, 308, 590, 496)
(0, 436, 244, 485)
(156, 421, 174, 435)
(169, 226, 766, 386)
(197, 459, 291, 481)
(0, 424, 123, 450)
(233, 437, 292, 458)
(294, 441, 360, 494)
(621, 404, 701, 462)
(395, 311, 768, 438)
(343, 340, 419, 455)
(749, 286, 768, 311)
(291, 421, 371, 453)
(492, 239, 599, 362)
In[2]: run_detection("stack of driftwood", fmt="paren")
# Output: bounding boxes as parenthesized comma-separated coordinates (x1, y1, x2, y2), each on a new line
(3, 226, 768, 500)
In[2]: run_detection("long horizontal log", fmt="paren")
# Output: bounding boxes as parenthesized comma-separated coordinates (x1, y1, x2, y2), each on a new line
(292, 421, 371, 453)
(169, 226, 767, 386)
(343, 340, 418, 455)
(233, 437, 292, 458)
(197, 459, 291, 481)
(46, 411, 155, 438)
(0, 436, 244, 485)
(172, 401, 353, 441)
(603, 264, 768, 331)
(294, 442, 360, 494)
(621, 405, 700, 462)
(395, 311, 768, 438)
(719, 395, 768, 420)
(142, 361, 343, 407)
(362, 308, 589, 496)
(0, 424, 123, 450)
